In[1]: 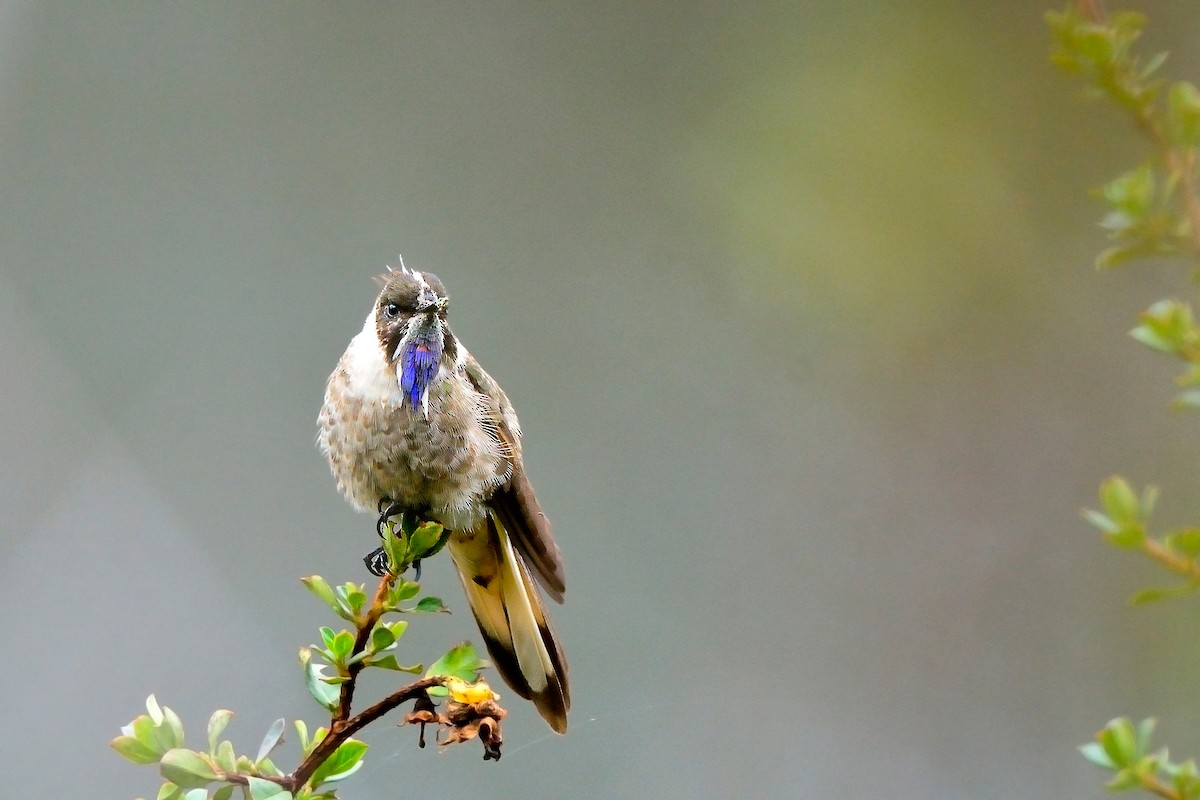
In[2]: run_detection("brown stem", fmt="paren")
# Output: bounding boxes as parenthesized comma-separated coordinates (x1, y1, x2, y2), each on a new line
(335, 573, 397, 722)
(285, 675, 447, 792)
(1138, 771, 1182, 800)
(1073, 0, 1106, 24)
(1170, 148, 1200, 254)
(1142, 536, 1200, 581)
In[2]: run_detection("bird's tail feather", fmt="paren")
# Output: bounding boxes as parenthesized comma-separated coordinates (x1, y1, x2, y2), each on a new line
(448, 511, 570, 733)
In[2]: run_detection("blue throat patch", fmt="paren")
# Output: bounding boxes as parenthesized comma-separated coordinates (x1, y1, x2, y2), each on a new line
(399, 326, 442, 410)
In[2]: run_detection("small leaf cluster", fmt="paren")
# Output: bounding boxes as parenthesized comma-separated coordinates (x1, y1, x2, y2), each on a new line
(1081, 718, 1200, 799)
(1050, 6, 1200, 797)
(111, 695, 349, 800)
(1131, 299, 1200, 408)
(113, 514, 495, 799)
(1049, 5, 1200, 398)
(300, 518, 450, 710)
(1048, 6, 1200, 267)
(1083, 477, 1200, 604)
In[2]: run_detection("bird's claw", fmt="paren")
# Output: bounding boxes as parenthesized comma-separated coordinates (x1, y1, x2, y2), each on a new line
(364, 546, 391, 577)
(376, 501, 404, 538)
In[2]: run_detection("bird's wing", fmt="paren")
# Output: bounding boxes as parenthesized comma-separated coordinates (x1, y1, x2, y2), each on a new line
(463, 355, 566, 602)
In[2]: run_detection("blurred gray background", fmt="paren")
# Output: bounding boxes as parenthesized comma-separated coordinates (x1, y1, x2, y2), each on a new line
(4, 1, 1200, 797)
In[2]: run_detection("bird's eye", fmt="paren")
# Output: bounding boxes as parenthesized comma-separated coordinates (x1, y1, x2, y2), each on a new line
(383, 302, 400, 318)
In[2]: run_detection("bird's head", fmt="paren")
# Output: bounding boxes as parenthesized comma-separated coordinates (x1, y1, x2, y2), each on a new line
(373, 263, 455, 414)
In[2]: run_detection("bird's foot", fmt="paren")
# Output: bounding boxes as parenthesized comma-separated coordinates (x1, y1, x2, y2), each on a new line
(364, 546, 390, 577)
(363, 548, 422, 580)
(376, 499, 405, 538)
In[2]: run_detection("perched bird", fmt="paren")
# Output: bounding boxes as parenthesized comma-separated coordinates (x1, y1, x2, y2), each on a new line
(317, 262, 570, 733)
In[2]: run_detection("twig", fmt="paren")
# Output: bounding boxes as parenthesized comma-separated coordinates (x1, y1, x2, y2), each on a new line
(1143, 537, 1200, 582)
(286, 675, 447, 792)
(337, 573, 396, 722)
(283, 568, 449, 792)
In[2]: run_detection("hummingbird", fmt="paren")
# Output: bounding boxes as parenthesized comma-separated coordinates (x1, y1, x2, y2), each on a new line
(317, 262, 570, 733)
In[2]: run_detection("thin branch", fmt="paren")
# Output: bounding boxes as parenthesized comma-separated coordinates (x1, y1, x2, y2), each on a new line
(336, 573, 396, 722)
(1073, 0, 1106, 24)
(1142, 536, 1200, 582)
(1138, 771, 1183, 800)
(286, 675, 447, 792)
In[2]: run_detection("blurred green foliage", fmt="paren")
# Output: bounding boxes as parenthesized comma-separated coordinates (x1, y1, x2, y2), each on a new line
(1050, 4, 1200, 798)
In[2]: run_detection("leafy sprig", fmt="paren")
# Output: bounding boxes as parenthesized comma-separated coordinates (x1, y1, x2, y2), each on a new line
(1049, 3, 1200, 797)
(113, 515, 501, 800)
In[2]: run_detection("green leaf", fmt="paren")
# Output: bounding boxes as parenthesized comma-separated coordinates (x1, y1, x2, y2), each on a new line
(1136, 718, 1158, 758)
(207, 710, 234, 757)
(160, 705, 186, 750)
(247, 776, 292, 799)
(365, 654, 423, 673)
(257, 718, 286, 764)
(334, 583, 368, 618)
(111, 734, 161, 765)
(1132, 585, 1197, 605)
(1081, 741, 1116, 770)
(159, 749, 219, 790)
(1140, 50, 1169, 81)
(1074, 26, 1114, 66)
(1131, 323, 1177, 354)
(128, 714, 159, 750)
(1081, 508, 1118, 534)
(426, 641, 486, 695)
(301, 576, 352, 621)
(215, 739, 237, 773)
(1097, 241, 1173, 269)
(395, 581, 420, 602)
(1100, 477, 1141, 525)
(213, 786, 236, 800)
(300, 648, 340, 712)
(310, 726, 329, 748)
(1169, 81, 1200, 146)
(308, 740, 368, 789)
(1166, 529, 1200, 557)
(147, 694, 165, 726)
(1099, 718, 1139, 768)
(1102, 166, 1154, 217)
(381, 522, 408, 573)
(294, 720, 311, 754)
(369, 623, 396, 653)
(1106, 524, 1146, 549)
(1132, 300, 1195, 355)
(330, 630, 355, 662)
(157, 782, 183, 800)
(182, 789, 208, 800)
(1107, 767, 1142, 791)
(411, 596, 449, 613)
(1142, 485, 1160, 516)
(1168, 758, 1200, 798)
(407, 522, 445, 560)
(258, 756, 284, 777)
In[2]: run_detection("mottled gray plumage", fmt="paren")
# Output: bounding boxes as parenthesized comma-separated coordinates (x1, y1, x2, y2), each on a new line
(317, 265, 569, 732)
